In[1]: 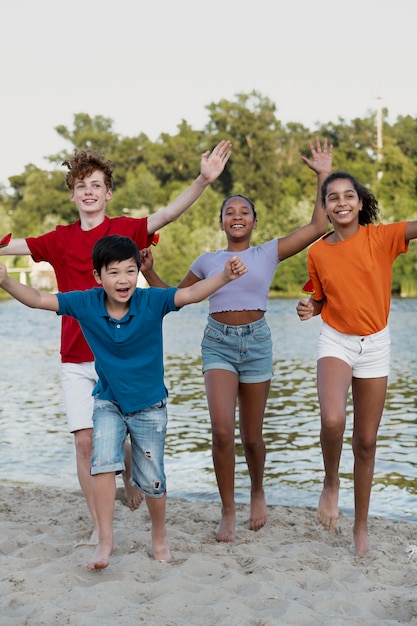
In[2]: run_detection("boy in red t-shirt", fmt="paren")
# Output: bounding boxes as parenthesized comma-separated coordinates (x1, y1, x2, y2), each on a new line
(0, 140, 231, 544)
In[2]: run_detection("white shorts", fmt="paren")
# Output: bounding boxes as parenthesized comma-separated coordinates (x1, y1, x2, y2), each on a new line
(61, 362, 98, 433)
(317, 322, 390, 378)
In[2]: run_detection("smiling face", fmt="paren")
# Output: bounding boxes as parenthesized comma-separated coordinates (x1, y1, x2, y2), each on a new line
(220, 196, 257, 242)
(70, 169, 113, 217)
(93, 257, 139, 310)
(324, 178, 362, 228)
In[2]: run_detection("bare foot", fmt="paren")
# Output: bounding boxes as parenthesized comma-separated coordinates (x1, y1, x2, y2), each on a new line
(353, 524, 371, 556)
(317, 481, 340, 532)
(122, 473, 144, 511)
(249, 490, 268, 531)
(216, 506, 235, 542)
(86, 541, 114, 571)
(151, 537, 172, 562)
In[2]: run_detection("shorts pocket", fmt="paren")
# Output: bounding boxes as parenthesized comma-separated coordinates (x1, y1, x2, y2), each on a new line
(252, 323, 271, 343)
(203, 326, 224, 343)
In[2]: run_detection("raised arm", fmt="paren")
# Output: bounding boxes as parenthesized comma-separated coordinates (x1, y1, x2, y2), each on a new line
(277, 137, 332, 261)
(0, 263, 58, 311)
(174, 256, 247, 307)
(140, 247, 200, 288)
(147, 140, 232, 234)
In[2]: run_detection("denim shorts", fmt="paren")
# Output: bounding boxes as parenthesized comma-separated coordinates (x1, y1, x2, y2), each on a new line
(91, 397, 168, 498)
(317, 322, 391, 378)
(201, 316, 273, 383)
(61, 362, 98, 432)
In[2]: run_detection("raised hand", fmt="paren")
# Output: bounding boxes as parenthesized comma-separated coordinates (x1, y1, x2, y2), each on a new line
(300, 137, 333, 176)
(200, 140, 232, 184)
(139, 247, 154, 273)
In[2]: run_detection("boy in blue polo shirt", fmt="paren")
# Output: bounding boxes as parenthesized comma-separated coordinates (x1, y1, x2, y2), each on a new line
(0, 234, 247, 570)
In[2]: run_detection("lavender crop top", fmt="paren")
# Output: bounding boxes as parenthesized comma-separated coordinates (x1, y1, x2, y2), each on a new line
(190, 239, 280, 313)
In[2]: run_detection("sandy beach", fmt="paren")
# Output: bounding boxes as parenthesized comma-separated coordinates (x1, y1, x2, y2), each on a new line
(1, 482, 417, 626)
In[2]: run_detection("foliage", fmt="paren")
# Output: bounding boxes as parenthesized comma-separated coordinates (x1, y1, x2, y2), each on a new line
(3, 94, 417, 294)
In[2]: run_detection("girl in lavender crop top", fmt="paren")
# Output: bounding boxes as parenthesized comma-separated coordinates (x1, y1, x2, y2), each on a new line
(190, 239, 279, 313)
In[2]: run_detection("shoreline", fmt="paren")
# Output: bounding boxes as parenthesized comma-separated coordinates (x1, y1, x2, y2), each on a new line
(1, 483, 417, 625)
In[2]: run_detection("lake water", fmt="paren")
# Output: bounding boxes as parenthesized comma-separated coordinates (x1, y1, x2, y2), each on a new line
(1, 297, 417, 522)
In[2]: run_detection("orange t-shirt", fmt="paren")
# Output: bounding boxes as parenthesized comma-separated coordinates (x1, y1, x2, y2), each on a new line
(307, 222, 408, 335)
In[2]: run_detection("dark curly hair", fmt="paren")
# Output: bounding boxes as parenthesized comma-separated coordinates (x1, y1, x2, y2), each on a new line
(321, 171, 379, 225)
(62, 150, 113, 191)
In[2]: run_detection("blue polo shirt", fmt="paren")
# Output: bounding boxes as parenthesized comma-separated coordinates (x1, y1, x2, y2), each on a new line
(57, 286, 179, 413)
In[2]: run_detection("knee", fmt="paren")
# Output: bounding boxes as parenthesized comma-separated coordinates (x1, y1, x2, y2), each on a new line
(241, 436, 264, 454)
(74, 430, 94, 457)
(212, 429, 233, 450)
(352, 434, 376, 460)
(321, 413, 345, 440)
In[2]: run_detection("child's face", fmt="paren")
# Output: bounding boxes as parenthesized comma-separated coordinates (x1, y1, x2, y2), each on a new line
(70, 170, 112, 216)
(324, 179, 362, 226)
(93, 257, 139, 306)
(220, 197, 257, 239)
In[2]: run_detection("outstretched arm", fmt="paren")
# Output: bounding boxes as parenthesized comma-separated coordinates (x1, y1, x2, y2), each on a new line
(0, 263, 58, 311)
(277, 137, 332, 261)
(174, 256, 247, 307)
(0, 238, 31, 256)
(405, 221, 417, 242)
(147, 140, 232, 234)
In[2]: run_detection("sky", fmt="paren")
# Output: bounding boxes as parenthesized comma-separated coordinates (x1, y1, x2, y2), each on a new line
(1, 0, 416, 188)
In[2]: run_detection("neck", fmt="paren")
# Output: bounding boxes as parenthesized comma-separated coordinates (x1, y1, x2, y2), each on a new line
(331, 223, 360, 242)
(79, 212, 106, 231)
(105, 299, 129, 320)
(225, 240, 251, 252)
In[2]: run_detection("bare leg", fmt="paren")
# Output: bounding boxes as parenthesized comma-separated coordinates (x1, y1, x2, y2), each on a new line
(86, 472, 116, 570)
(351, 376, 387, 556)
(122, 440, 144, 511)
(204, 370, 239, 542)
(317, 357, 352, 533)
(145, 493, 171, 561)
(74, 428, 99, 544)
(238, 381, 270, 531)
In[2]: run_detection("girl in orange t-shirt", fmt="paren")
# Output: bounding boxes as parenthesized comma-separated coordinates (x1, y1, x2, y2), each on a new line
(296, 171, 417, 556)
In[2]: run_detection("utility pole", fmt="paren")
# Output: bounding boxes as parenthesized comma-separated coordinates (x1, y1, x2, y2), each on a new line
(376, 96, 383, 180)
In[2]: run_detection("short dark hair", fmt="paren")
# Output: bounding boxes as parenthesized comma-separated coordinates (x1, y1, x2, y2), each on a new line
(92, 235, 141, 274)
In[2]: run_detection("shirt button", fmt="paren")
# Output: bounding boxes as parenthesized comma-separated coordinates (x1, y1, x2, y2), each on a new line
(117, 324, 121, 329)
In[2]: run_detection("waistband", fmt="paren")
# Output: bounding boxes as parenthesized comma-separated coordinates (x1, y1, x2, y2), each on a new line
(321, 321, 390, 341)
(206, 315, 268, 336)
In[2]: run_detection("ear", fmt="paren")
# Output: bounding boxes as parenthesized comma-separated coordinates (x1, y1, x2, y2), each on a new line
(93, 269, 102, 285)
(106, 188, 113, 201)
(252, 218, 258, 230)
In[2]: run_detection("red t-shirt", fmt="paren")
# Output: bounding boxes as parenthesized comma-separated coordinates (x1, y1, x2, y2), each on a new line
(26, 216, 152, 363)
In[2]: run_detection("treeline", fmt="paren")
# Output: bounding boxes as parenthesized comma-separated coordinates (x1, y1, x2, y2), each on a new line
(2, 91, 417, 295)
